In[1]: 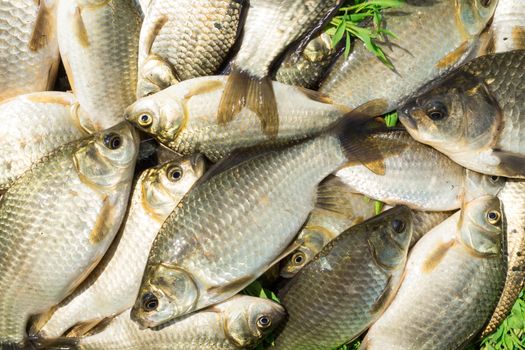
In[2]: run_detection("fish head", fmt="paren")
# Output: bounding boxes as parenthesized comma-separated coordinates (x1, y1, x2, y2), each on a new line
(137, 56, 179, 98)
(458, 0, 498, 36)
(125, 92, 185, 145)
(141, 154, 207, 218)
(131, 264, 199, 328)
(464, 170, 506, 202)
(303, 33, 335, 62)
(400, 75, 499, 153)
(458, 195, 504, 256)
(280, 228, 328, 278)
(222, 296, 286, 348)
(74, 122, 139, 188)
(367, 206, 413, 270)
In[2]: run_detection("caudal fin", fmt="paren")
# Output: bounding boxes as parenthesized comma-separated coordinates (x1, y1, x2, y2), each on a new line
(218, 68, 279, 138)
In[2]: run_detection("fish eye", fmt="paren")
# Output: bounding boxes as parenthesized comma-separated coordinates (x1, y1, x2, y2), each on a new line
(138, 113, 153, 127)
(256, 315, 272, 329)
(480, 0, 491, 7)
(424, 101, 448, 121)
(166, 166, 183, 182)
(489, 175, 500, 183)
(391, 219, 406, 233)
(291, 252, 306, 266)
(486, 210, 501, 225)
(103, 133, 122, 150)
(142, 293, 159, 312)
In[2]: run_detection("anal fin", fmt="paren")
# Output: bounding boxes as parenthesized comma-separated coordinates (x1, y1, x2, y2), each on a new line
(218, 68, 279, 138)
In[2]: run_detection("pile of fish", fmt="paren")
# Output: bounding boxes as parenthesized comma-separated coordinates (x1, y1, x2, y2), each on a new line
(0, 0, 523, 349)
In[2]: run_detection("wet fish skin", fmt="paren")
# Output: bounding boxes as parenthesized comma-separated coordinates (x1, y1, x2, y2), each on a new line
(360, 196, 506, 350)
(0, 92, 90, 193)
(57, 0, 142, 130)
(274, 206, 413, 350)
(280, 175, 377, 278)
(275, 33, 339, 89)
(0, 0, 60, 101)
(0, 122, 139, 345)
(335, 129, 505, 211)
(320, 0, 498, 113)
(479, 0, 525, 54)
(33, 155, 206, 339)
(76, 296, 285, 350)
(126, 76, 351, 162)
(131, 127, 361, 327)
(482, 180, 525, 336)
(137, 0, 243, 98)
(400, 50, 525, 178)
(409, 210, 454, 248)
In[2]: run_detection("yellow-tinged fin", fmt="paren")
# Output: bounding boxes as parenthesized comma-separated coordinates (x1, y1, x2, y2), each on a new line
(218, 68, 279, 138)
(316, 176, 360, 216)
(142, 15, 168, 56)
(89, 195, 113, 244)
(297, 87, 334, 104)
(65, 318, 104, 338)
(28, 305, 58, 337)
(477, 29, 496, 55)
(73, 6, 90, 48)
(26, 93, 72, 106)
(183, 80, 224, 100)
(436, 41, 470, 69)
(512, 26, 525, 50)
(207, 275, 255, 296)
(341, 133, 386, 175)
(29, 0, 54, 51)
(421, 239, 455, 273)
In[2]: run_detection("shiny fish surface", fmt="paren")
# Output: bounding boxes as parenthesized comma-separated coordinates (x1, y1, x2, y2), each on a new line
(33, 155, 206, 339)
(320, 0, 497, 113)
(57, 0, 142, 130)
(77, 296, 285, 350)
(0, 123, 138, 346)
(274, 206, 413, 350)
(0, 92, 89, 193)
(137, 0, 243, 98)
(132, 132, 353, 327)
(400, 50, 525, 178)
(126, 76, 351, 162)
(361, 196, 506, 350)
(409, 210, 454, 248)
(481, 0, 525, 54)
(0, 0, 59, 101)
(335, 129, 505, 211)
(482, 180, 525, 336)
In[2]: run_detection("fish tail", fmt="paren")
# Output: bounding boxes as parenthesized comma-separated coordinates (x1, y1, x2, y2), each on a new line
(218, 67, 279, 138)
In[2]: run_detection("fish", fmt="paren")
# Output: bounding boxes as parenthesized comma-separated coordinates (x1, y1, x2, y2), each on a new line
(72, 296, 285, 350)
(57, 0, 142, 130)
(400, 50, 525, 178)
(125, 76, 384, 162)
(273, 206, 413, 350)
(478, 0, 525, 54)
(275, 33, 339, 89)
(0, 122, 139, 346)
(335, 129, 505, 211)
(482, 179, 525, 336)
(409, 210, 455, 248)
(0, 92, 91, 193)
(0, 0, 60, 101)
(360, 196, 506, 350)
(280, 175, 377, 279)
(136, 0, 244, 98)
(218, 0, 344, 137)
(319, 0, 498, 114)
(31, 155, 207, 339)
(130, 119, 381, 328)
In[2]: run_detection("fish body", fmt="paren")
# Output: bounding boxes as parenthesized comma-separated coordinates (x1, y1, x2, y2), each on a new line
(275, 33, 339, 89)
(409, 210, 454, 248)
(0, 123, 138, 345)
(137, 0, 243, 98)
(0, 92, 90, 193)
(335, 129, 504, 211)
(131, 125, 364, 327)
(218, 0, 343, 138)
(126, 76, 351, 162)
(482, 0, 525, 54)
(360, 196, 506, 350)
(320, 0, 498, 113)
(274, 206, 413, 350)
(77, 296, 285, 350)
(33, 155, 206, 339)
(400, 50, 525, 178)
(482, 180, 525, 336)
(57, 0, 142, 130)
(0, 0, 59, 101)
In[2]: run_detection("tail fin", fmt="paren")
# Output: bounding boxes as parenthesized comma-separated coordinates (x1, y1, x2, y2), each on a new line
(218, 68, 279, 138)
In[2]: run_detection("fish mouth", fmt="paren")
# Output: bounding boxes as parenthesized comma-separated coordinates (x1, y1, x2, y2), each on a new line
(398, 108, 417, 130)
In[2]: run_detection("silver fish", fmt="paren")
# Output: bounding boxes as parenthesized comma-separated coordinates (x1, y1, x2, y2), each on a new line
(479, 0, 525, 54)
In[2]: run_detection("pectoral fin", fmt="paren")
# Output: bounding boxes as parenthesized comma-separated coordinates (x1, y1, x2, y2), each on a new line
(493, 149, 525, 178)
(73, 6, 90, 47)
(29, 0, 55, 51)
